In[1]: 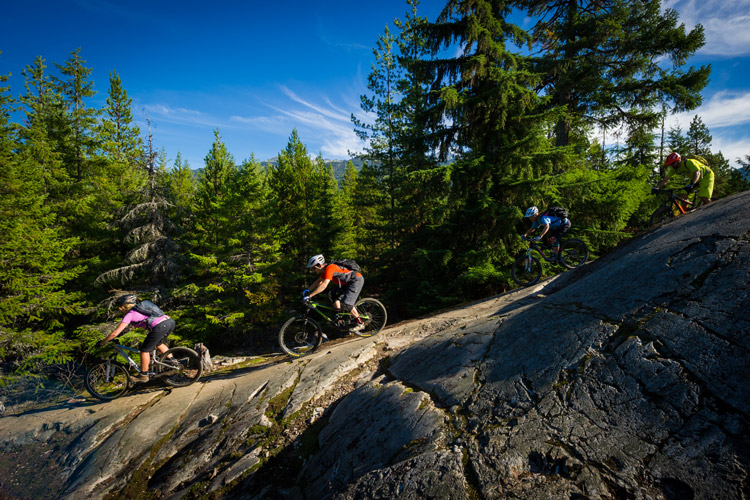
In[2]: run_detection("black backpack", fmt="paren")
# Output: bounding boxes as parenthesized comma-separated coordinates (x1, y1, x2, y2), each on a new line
(331, 259, 361, 273)
(133, 300, 166, 329)
(543, 206, 569, 220)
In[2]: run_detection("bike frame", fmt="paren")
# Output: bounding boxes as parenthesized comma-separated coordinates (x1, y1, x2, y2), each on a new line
(304, 301, 356, 327)
(662, 189, 695, 215)
(525, 239, 558, 263)
(110, 342, 172, 373)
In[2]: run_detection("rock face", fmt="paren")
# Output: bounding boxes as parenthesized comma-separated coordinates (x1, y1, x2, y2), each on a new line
(1, 191, 749, 499)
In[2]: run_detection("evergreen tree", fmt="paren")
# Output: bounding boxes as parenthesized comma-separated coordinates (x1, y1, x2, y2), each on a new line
(521, 0, 710, 148)
(163, 151, 196, 232)
(332, 162, 360, 259)
(18, 56, 71, 212)
(266, 130, 319, 267)
(404, 0, 552, 307)
(0, 65, 84, 378)
(191, 129, 238, 256)
(52, 48, 98, 182)
(353, 24, 401, 247)
(99, 71, 143, 165)
(94, 121, 180, 287)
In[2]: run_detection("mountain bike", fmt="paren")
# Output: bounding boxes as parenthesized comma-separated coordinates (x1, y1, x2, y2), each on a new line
(649, 188, 696, 227)
(511, 236, 589, 286)
(85, 341, 203, 400)
(278, 297, 388, 357)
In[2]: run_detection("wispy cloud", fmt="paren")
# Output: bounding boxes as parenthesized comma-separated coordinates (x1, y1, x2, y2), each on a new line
(141, 103, 218, 128)
(673, 91, 750, 129)
(665, 0, 750, 56)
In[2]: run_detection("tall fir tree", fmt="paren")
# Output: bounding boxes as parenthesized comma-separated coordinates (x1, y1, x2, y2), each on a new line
(52, 48, 98, 183)
(191, 129, 238, 256)
(0, 64, 85, 377)
(94, 120, 180, 289)
(521, 0, 710, 148)
(18, 56, 71, 215)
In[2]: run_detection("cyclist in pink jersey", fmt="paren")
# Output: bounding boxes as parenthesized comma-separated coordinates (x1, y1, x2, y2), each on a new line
(98, 294, 175, 382)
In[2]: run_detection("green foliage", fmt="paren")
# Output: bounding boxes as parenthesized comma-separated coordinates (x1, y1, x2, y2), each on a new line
(0, 1, 734, 387)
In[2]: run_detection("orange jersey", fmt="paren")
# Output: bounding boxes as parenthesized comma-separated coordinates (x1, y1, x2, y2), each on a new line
(323, 264, 362, 287)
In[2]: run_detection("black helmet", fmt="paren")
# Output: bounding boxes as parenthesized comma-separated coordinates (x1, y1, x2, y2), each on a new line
(115, 294, 137, 307)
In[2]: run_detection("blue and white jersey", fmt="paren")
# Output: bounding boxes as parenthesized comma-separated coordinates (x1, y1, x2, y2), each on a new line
(532, 215, 567, 229)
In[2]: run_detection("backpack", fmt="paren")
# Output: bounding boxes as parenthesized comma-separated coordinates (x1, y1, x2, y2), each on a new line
(685, 154, 710, 166)
(133, 300, 166, 329)
(543, 206, 569, 220)
(331, 259, 361, 273)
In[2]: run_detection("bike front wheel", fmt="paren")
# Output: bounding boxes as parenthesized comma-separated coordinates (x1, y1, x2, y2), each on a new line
(353, 298, 387, 337)
(279, 316, 323, 357)
(559, 239, 589, 269)
(649, 206, 673, 227)
(158, 347, 203, 387)
(85, 361, 130, 400)
(512, 254, 542, 286)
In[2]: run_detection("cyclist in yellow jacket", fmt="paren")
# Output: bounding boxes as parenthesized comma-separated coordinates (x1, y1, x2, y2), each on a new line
(655, 152, 714, 205)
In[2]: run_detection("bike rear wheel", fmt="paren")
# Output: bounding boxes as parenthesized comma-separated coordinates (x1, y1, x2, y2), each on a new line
(649, 206, 673, 227)
(559, 239, 589, 269)
(158, 347, 203, 387)
(85, 361, 130, 400)
(353, 298, 387, 337)
(512, 254, 542, 286)
(279, 316, 323, 357)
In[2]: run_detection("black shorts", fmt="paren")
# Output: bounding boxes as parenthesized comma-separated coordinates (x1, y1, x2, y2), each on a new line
(140, 318, 175, 353)
(549, 220, 571, 243)
(328, 275, 364, 311)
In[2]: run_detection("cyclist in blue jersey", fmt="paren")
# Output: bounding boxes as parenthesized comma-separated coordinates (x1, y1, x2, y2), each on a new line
(522, 206, 571, 262)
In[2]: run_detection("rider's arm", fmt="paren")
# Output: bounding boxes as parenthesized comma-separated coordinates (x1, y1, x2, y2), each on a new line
(308, 278, 330, 298)
(690, 170, 701, 185)
(656, 177, 671, 189)
(100, 321, 129, 345)
(537, 222, 550, 239)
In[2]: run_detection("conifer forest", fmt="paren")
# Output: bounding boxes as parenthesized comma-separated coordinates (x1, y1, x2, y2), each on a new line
(1, 0, 749, 391)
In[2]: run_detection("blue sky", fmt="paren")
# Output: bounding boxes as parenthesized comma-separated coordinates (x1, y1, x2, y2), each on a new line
(1, 0, 748, 169)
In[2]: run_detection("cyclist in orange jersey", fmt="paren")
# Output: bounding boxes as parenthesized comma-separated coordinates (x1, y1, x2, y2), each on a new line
(304, 254, 365, 332)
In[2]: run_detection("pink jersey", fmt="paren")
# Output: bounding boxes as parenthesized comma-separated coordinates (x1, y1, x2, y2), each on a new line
(121, 309, 168, 329)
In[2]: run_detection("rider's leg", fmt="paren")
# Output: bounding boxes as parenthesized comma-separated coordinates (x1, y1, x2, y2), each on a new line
(551, 221, 572, 261)
(139, 319, 176, 375)
(697, 170, 714, 205)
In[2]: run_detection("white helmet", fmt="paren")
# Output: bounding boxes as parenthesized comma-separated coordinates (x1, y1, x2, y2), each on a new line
(306, 254, 325, 268)
(524, 206, 539, 218)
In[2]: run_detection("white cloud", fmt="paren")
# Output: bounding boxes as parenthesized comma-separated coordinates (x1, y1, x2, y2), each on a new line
(674, 91, 750, 129)
(665, 0, 750, 56)
(711, 135, 750, 166)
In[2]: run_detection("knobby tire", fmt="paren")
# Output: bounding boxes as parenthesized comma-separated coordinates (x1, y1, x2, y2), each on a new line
(512, 254, 542, 286)
(649, 206, 672, 227)
(352, 298, 387, 337)
(279, 316, 323, 357)
(158, 346, 203, 387)
(85, 361, 130, 400)
(559, 239, 589, 269)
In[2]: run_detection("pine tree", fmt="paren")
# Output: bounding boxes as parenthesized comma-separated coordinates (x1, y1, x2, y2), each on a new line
(18, 56, 71, 212)
(408, 0, 552, 305)
(266, 130, 319, 267)
(521, 0, 710, 148)
(94, 120, 180, 287)
(191, 128, 238, 256)
(99, 71, 143, 166)
(52, 48, 98, 182)
(0, 64, 84, 377)
(163, 151, 196, 232)
(332, 162, 360, 259)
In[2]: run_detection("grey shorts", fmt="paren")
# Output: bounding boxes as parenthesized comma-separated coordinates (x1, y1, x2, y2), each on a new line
(329, 275, 364, 311)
